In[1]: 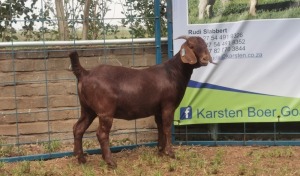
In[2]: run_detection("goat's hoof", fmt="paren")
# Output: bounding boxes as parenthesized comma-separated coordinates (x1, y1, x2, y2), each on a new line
(107, 160, 117, 169)
(165, 150, 176, 159)
(158, 150, 175, 159)
(158, 150, 164, 157)
(168, 152, 176, 159)
(77, 156, 87, 164)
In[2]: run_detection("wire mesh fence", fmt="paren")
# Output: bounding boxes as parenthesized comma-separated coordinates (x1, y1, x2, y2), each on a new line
(2, 0, 300, 164)
(0, 0, 168, 162)
(174, 122, 300, 146)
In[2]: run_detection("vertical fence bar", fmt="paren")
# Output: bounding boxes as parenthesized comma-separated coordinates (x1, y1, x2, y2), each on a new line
(39, 0, 52, 153)
(167, 0, 176, 145)
(9, 0, 21, 152)
(167, 0, 173, 59)
(274, 122, 277, 145)
(154, 0, 162, 64)
(243, 123, 246, 145)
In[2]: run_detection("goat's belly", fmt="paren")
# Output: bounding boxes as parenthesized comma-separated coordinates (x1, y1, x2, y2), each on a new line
(115, 115, 151, 121)
(114, 106, 158, 120)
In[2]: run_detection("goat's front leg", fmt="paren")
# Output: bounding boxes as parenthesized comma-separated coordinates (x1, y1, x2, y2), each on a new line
(161, 110, 175, 159)
(155, 114, 164, 154)
(73, 110, 96, 164)
(96, 116, 116, 168)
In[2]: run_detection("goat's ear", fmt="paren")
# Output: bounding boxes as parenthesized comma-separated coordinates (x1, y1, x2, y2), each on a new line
(180, 43, 197, 64)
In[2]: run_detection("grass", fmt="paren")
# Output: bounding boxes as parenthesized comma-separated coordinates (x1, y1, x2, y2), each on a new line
(237, 164, 247, 175)
(0, 137, 141, 158)
(188, 0, 300, 24)
(247, 147, 295, 158)
(1, 146, 300, 175)
(42, 140, 62, 153)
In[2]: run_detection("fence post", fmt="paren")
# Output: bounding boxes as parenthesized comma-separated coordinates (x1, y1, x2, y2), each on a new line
(154, 0, 162, 64)
(167, 0, 173, 59)
(166, 0, 175, 144)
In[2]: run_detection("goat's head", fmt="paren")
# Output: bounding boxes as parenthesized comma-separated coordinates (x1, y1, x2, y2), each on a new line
(176, 35, 215, 67)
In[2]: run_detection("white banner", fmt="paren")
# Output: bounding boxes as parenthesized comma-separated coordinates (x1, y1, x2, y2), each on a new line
(173, 0, 300, 125)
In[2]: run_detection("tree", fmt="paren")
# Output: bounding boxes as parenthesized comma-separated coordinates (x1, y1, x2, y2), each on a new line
(46, 0, 119, 40)
(0, 0, 38, 41)
(121, 0, 167, 38)
(82, 0, 91, 40)
(84, 0, 119, 39)
(55, 0, 69, 40)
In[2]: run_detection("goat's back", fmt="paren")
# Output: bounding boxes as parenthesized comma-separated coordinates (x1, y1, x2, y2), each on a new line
(77, 64, 180, 119)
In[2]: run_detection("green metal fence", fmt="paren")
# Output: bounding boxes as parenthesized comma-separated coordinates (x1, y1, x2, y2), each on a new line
(174, 122, 300, 146)
(0, 0, 167, 162)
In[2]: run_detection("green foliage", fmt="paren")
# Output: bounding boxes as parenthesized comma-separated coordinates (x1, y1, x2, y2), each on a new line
(0, 0, 38, 41)
(0, 0, 166, 41)
(121, 0, 167, 38)
(82, 0, 120, 39)
(0, 0, 120, 41)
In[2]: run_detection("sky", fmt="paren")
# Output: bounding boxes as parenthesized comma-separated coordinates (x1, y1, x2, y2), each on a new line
(105, 0, 126, 19)
(15, 0, 126, 29)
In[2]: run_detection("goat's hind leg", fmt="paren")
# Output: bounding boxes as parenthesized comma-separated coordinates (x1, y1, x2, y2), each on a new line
(96, 116, 116, 168)
(73, 109, 96, 164)
(161, 110, 176, 159)
(155, 115, 164, 155)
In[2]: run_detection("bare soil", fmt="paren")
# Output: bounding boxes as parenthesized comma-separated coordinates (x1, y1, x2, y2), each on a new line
(1, 145, 300, 176)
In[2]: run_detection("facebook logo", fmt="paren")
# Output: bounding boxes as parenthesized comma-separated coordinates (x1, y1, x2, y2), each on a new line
(180, 106, 192, 120)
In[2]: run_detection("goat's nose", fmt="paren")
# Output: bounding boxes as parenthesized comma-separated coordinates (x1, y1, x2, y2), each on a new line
(206, 53, 217, 64)
(200, 57, 209, 65)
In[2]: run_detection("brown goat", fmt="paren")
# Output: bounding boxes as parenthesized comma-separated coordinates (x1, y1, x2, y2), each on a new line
(69, 36, 214, 168)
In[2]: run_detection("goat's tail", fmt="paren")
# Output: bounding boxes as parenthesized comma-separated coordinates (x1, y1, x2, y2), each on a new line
(69, 51, 88, 79)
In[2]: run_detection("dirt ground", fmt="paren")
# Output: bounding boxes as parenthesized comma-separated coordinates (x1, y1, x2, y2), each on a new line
(1, 145, 300, 176)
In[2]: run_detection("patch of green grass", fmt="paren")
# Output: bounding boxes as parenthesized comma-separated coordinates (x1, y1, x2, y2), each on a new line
(168, 161, 177, 172)
(248, 167, 259, 176)
(43, 140, 61, 153)
(110, 138, 134, 147)
(1, 146, 299, 175)
(83, 139, 99, 150)
(11, 161, 31, 175)
(189, 0, 300, 23)
(140, 151, 161, 166)
(248, 147, 295, 159)
(154, 170, 163, 176)
(214, 149, 224, 165)
(30, 160, 58, 176)
(237, 164, 247, 175)
(207, 149, 225, 175)
(81, 164, 96, 176)
(0, 137, 18, 157)
(0, 161, 4, 171)
(98, 159, 110, 174)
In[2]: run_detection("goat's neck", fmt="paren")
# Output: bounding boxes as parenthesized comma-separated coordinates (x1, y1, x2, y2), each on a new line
(166, 53, 194, 85)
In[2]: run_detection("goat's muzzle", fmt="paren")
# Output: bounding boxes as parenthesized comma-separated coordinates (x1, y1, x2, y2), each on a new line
(208, 55, 217, 65)
(201, 54, 216, 66)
